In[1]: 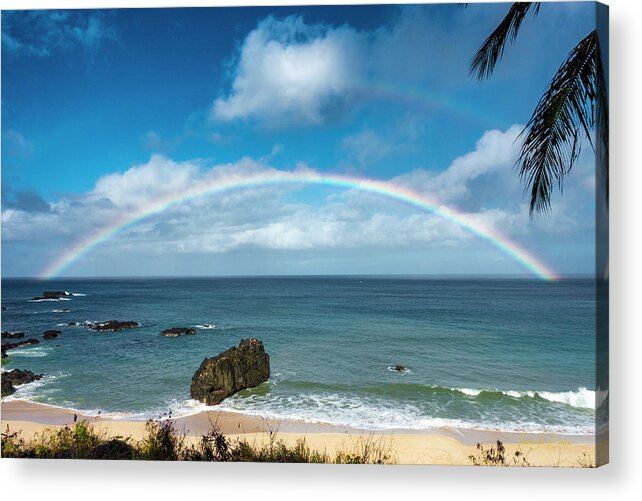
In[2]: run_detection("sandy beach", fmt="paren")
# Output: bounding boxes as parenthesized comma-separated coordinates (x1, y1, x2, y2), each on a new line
(1, 400, 599, 466)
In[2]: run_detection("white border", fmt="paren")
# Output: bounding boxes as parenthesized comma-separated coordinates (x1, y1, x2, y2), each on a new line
(1, 1, 641, 500)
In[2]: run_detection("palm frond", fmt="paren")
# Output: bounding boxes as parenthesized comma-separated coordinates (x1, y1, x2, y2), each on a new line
(517, 30, 605, 215)
(470, 2, 541, 80)
(594, 33, 609, 201)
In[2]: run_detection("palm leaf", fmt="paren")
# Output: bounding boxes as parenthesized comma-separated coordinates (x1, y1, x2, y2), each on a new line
(470, 2, 541, 80)
(517, 30, 607, 214)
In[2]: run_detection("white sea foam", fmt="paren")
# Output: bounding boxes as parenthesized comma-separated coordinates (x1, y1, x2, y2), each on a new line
(70, 293, 86, 296)
(29, 297, 71, 302)
(458, 388, 483, 397)
(2, 373, 68, 402)
(194, 324, 216, 330)
(536, 388, 598, 409)
(215, 392, 595, 435)
(429, 386, 601, 410)
(52, 309, 71, 313)
(5, 346, 52, 358)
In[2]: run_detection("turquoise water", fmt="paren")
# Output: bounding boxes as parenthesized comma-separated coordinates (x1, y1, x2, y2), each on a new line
(1, 277, 603, 434)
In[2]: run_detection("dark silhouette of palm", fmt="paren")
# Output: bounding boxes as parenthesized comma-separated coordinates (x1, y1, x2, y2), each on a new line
(470, 2, 608, 215)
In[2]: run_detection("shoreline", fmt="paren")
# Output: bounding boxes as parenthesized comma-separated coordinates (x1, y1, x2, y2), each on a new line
(1, 399, 600, 466)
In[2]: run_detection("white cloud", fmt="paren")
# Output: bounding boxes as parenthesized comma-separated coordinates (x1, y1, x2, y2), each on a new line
(91, 155, 201, 209)
(392, 125, 523, 203)
(211, 16, 367, 126)
(1, 125, 596, 277)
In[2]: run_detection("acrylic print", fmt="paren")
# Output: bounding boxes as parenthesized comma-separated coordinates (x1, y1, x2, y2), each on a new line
(1, 2, 608, 466)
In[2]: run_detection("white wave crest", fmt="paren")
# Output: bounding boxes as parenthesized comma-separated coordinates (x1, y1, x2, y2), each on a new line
(194, 324, 216, 330)
(4, 346, 52, 358)
(458, 388, 483, 397)
(536, 388, 598, 409)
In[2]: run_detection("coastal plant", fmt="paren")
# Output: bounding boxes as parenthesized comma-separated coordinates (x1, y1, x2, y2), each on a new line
(468, 441, 531, 467)
(1, 421, 106, 459)
(2, 420, 395, 464)
(136, 420, 186, 461)
(576, 452, 595, 468)
(334, 433, 395, 465)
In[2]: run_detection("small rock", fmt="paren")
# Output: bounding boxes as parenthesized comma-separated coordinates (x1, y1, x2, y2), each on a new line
(88, 320, 140, 332)
(1, 331, 25, 340)
(43, 330, 62, 340)
(161, 327, 197, 337)
(31, 291, 72, 301)
(393, 365, 407, 372)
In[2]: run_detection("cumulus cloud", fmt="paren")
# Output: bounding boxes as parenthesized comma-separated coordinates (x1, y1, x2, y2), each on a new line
(211, 16, 367, 126)
(90, 155, 201, 209)
(391, 125, 523, 204)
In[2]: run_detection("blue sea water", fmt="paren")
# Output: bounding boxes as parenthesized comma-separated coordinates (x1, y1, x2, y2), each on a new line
(1, 277, 603, 434)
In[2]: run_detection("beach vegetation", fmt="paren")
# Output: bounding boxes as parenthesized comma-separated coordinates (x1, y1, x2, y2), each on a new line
(1, 420, 394, 464)
(468, 440, 531, 467)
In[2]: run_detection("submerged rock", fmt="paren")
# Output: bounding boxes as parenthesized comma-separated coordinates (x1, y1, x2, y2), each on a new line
(88, 320, 140, 332)
(1, 331, 25, 340)
(43, 330, 62, 340)
(190, 338, 270, 405)
(1, 369, 44, 396)
(31, 291, 72, 301)
(161, 327, 197, 338)
(392, 365, 407, 372)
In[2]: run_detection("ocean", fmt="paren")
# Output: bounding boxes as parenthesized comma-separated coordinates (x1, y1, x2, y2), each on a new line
(1, 276, 604, 435)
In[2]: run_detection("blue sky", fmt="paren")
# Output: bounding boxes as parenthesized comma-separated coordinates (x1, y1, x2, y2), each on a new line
(1, 3, 601, 278)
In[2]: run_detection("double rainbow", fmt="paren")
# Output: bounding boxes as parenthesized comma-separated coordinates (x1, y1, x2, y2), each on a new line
(39, 171, 558, 281)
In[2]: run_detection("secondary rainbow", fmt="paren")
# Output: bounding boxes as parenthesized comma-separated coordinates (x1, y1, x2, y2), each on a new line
(39, 171, 559, 281)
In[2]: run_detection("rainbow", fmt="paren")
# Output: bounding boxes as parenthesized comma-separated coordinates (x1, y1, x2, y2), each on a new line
(39, 171, 559, 281)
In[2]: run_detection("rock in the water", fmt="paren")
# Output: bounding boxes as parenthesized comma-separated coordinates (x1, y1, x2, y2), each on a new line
(88, 320, 140, 332)
(161, 327, 197, 338)
(2, 338, 40, 352)
(31, 291, 72, 301)
(2, 331, 25, 340)
(43, 330, 62, 340)
(190, 338, 270, 405)
(2, 369, 44, 396)
(393, 365, 407, 372)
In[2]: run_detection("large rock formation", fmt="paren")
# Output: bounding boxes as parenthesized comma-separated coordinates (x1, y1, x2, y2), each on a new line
(190, 338, 270, 405)
(2, 369, 44, 396)
(161, 327, 197, 338)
